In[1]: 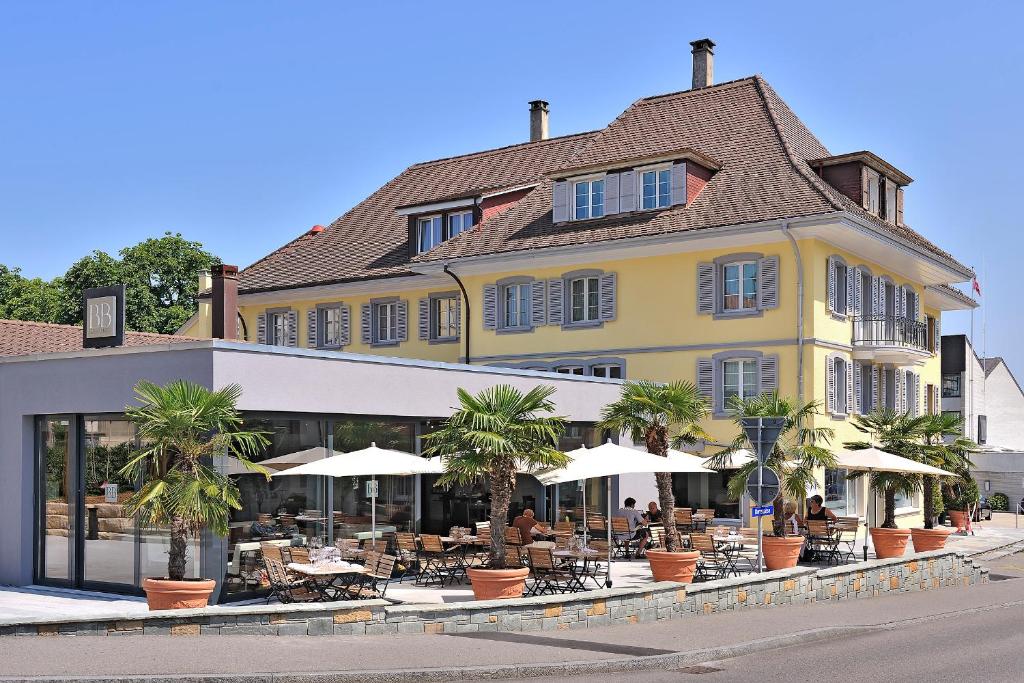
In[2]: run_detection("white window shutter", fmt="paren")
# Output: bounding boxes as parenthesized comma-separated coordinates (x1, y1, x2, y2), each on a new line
(861, 165, 871, 209)
(870, 365, 878, 413)
(894, 371, 904, 414)
(670, 161, 687, 206)
(827, 256, 837, 314)
(547, 279, 564, 325)
(307, 309, 318, 348)
(697, 358, 714, 400)
(846, 267, 855, 317)
(759, 355, 778, 393)
(853, 362, 862, 414)
(604, 173, 620, 215)
(897, 285, 907, 319)
(256, 313, 267, 345)
(552, 181, 569, 223)
(697, 262, 715, 314)
(846, 359, 854, 416)
(758, 255, 779, 310)
(599, 272, 617, 321)
(826, 355, 836, 414)
(879, 368, 887, 411)
(396, 300, 408, 342)
(872, 277, 881, 316)
(619, 171, 636, 212)
(286, 310, 298, 347)
(454, 296, 462, 336)
(418, 298, 430, 340)
(912, 373, 920, 417)
(852, 267, 862, 316)
(896, 187, 905, 226)
(360, 303, 372, 344)
(530, 280, 546, 327)
(482, 285, 498, 330)
(340, 304, 351, 346)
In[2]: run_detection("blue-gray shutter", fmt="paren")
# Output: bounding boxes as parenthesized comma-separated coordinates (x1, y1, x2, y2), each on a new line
(552, 181, 569, 223)
(894, 370, 904, 414)
(256, 313, 267, 345)
(340, 304, 351, 346)
(846, 359, 855, 416)
(697, 262, 715, 315)
(827, 256, 837, 314)
(933, 317, 940, 353)
(853, 362, 863, 414)
(286, 310, 298, 347)
(852, 267, 863, 316)
(759, 355, 778, 393)
(547, 278, 564, 325)
(599, 272, 617, 322)
(482, 285, 498, 330)
(619, 171, 636, 212)
(455, 296, 462, 336)
(826, 355, 836, 414)
(307, 309, 318, 348)
(670, 161, 687, 206)
(530, 280, 546, 328)
(758, 255, 779, 310)
(696, 358, 713, 400)
(604, 173, 620, 215)
(396, 300, 408, 342)
(418, 297, 430, 340)
(871, 276, 881, 316)
(878, 367, 886, 411)
(360, 303, 372, 344)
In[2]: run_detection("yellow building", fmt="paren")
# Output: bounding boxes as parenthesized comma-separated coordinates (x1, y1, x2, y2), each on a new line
(180, 41, 975, 526)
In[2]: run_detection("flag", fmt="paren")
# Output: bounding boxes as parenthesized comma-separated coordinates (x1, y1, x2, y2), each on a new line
(972, 277, 982, 297)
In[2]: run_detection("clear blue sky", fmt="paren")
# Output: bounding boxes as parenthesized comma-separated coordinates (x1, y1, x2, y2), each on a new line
(2, 2, 1022, 369)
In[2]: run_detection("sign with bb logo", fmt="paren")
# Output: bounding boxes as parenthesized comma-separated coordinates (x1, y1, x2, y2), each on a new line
(82, 285, 126, 348)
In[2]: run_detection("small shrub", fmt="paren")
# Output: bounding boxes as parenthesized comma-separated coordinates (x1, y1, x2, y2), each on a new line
(990, 492, 1009, 511)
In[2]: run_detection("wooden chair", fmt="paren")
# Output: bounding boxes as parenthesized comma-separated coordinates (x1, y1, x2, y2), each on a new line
(260, 541, 286, 565)
(696, 508, 716, 531)
(690, 533, 730, 580)
(554, 521, 574, 534)
(611, 517, 641, 559)
(264, 557, 318, 604)
(360, 553, 397, 599)
(505, 526, 524, 546)
(526, 546, 577, 595)
(286, 546, 309, 565)
(648, 524, 666, 550)
(504, 545, 525, 569)
(673, 508, 694, 533)
(806, 520, 840, 565)
(833, 518, 859, 563)
(475, 520, 490, 535)
(418, 534, 460, 585)
(586, 516, 608, 539)
(394, 532, 420, 582)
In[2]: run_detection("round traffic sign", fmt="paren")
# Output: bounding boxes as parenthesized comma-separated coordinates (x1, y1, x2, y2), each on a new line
(745, 466, 780, 506)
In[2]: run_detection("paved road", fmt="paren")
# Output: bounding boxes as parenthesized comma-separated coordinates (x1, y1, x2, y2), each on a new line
(1, 552, 1022, 681)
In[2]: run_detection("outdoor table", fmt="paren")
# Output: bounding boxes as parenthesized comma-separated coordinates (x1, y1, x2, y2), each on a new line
(712, 535, 746, 575)
(552, 549, 602, 590)
(287, 561, 367, 601)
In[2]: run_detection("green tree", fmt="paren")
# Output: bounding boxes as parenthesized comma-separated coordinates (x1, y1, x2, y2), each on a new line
(0, 265, 61, 322)
(919, 412, 974, 528)
(422, 385, 567, 569)
(706, 392, 835, 536)
(597, 380, 709, 551)
(120, 380, 269, 581)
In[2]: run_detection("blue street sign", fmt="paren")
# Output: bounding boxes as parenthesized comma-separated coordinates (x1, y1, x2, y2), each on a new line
(752, 505, 774, 517)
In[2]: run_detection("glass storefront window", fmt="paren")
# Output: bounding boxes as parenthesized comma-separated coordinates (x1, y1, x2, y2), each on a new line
(38, 417, 74, 583)
(82, 418, 139, 586)
(824, 468, 858, 517)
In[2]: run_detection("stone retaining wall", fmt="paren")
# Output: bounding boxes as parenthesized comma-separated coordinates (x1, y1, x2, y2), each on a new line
(0, 549, 987, 637)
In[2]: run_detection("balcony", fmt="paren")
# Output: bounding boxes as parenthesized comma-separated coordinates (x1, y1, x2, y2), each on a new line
(851, 315, 932, 366)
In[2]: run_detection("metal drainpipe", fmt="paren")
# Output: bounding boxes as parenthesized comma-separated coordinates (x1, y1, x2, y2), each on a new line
(443, 264, 471, 364)
(781, 222, 804, 405)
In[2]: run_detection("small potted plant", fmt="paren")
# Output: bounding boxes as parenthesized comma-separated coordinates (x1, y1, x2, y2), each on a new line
(599, 380, 708, 582)
(120, 380, 269, 609)
(423, 384, 567, 600)
(944, 474, 979, 535)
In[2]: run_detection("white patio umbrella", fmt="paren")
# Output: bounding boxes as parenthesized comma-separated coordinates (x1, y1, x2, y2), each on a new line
(534, 440, 714, 586)
(832, 447, 955, 560)
(276, 443, 443, 547)
(701, 448, 755, 470)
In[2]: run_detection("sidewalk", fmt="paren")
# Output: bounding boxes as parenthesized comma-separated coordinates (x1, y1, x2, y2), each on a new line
(1, 553, 1021, 681)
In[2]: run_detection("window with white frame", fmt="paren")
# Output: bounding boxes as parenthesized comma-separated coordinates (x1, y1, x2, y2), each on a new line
(591, 364, 622, 379)
(723, 358, 758, 404)
(431, 295, 458, 340)
(640, 167, 671, 209)
(834, 357, 848, 414)
(374, 301, 398, 343)
(502, 282, 530, 329)
(555, 366, 585, 376)
(447, 211, 474, 239)
(573, 178, 605, 220)
(320, 305, 343, 347)
(569, 276, 600, 323)
(416, 215, 443, 253)
(824, 468, 857, 517)
(268, 310, 288, 346)
(723, 261, 758, 311)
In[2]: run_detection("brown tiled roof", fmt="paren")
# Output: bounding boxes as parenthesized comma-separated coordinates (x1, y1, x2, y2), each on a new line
(236, 132, 597, 294)
(0, 319, 195, 357)
(238, 76, 968, 293)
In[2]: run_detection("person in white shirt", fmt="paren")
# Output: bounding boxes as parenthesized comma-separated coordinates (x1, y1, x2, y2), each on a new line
(615, 497, 650, 552)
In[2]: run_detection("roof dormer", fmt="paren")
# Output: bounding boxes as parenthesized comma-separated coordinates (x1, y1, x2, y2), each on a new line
(810, 151, 912, 227)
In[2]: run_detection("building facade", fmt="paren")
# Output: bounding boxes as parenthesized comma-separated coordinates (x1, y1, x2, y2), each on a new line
(181, 40, 976, 525)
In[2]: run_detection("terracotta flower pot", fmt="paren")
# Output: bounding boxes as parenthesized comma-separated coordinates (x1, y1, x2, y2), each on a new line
(466, 567, 530, 600)
(948, 510, 968, 533)
(911, 527, 953, 552)
(762, 536, 804, 570)
(646, 550, 701, 583)
(870, 527, 911, 559)
(142, 578, 216, 610)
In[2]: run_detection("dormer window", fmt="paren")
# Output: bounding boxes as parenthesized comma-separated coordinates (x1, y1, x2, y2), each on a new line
(640, 165, 672, 209)
(864, 167, 880, 215)
(417, 215, 443, 253)
(448, 210, 474, 239)
(573, 177, 604, 220)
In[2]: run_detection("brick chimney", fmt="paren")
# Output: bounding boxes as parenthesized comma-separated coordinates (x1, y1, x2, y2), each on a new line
(529, 100, 549, 142)
(211, 264, 239, 340)
(690, 38, 715, 89)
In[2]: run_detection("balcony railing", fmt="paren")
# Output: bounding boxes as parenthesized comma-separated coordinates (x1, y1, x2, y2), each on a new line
(852, 315, 929, 352)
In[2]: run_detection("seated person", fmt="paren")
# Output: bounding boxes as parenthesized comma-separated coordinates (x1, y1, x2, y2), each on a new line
(782, 500, 802, 535)
(511, 508, 546, 545)
(805, 495, 837, 523)
(616, 497, 650, 550)
(643, 501, 663, 525)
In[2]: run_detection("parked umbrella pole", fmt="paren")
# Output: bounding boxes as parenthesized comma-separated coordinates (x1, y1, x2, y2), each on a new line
(606, 475, 613, 588)
(582, 480, 588, 547)
(370, 475, 377, 551)
(863, 467, 874, 561)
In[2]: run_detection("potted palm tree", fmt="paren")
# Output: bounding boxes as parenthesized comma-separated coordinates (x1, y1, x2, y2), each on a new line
(598, 380, 709, 582)
(423, 384, 567, 600)
(846, 409, 926, 559)
(706, 392, 835, 570)
(914, 413, 974, 550)
(120, 380, 269, 609)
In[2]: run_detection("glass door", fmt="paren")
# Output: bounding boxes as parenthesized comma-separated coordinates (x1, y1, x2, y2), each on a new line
(37, 417, 75, 584)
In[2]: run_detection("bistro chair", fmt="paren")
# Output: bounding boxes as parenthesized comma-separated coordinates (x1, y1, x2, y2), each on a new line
(526, 546, 577, 595)
(648, 525, 666, 550)
(394, 532, 420, 582)
(359, 552, 398, 600)
(690, 533, 731, 580)
(504, 545, 525, 569)
(417, 534, 461, 585)
(806, 520, 841, 565)
(611, 517, 641, 559)
(673, 508, 694, 533)
(286, 546, 310, 565)
(505, 526, 524, 546)
(833, 518, 860, 563)
(586, 516, 608, 539)
(264, 557, 318, 604)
